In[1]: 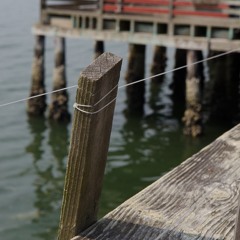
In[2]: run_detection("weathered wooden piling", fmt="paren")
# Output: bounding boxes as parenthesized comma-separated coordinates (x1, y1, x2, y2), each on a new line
(172, 49, 187, 101)
(49, 37, 70, 122)
(208, 51, 227, 120)
(27, 35, 47, 116)
(208, 51, 240, 122)
(151, 46, 167, 83)
(94, 40, 104, 59)
(225, 53, 240, 122)
(182, 50, 203, 137)
(125, 44, 145, 115)
(58, 52, 122, 240)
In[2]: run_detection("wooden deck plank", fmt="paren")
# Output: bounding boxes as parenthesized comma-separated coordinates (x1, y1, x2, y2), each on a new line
(73, 124, 240, 240)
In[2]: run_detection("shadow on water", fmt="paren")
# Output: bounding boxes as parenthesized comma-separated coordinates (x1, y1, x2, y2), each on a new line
(99, 82, 183, 217)
(25, 116, 69, 239)
(99, 74, 234, 219)
(26, 117, 47, 162)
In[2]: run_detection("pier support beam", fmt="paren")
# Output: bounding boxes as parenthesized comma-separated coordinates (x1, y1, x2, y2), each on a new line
(94, 40, 104, 59)
(27, 35, 46, 116)
(182, 50, 203, 137)
(226, 53, 240, 122)
(49, 37, 70, 122)
(151, 46, 167, 83)
(172, 49, 187, 101)
(125, 44, 146, 115)
(208, 51, 240, 122)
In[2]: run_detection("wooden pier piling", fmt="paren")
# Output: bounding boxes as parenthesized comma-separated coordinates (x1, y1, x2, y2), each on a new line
(182, 50, 203, 137)
(58, 52, 122, 240)
(225, 53, 240, 122)
(208, 51, 227, 120)
(125, 44, 146, 115)
(151, 46, 167, 83)
(94, 40, 104, 59)
(208, 51, 240, 122)
(27, 35, 46, 116)
(172, 49, 187, 101)
(49, 37, 70, 121)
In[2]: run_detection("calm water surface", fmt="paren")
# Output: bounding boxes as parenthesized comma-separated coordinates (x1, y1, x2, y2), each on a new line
(0, 1, 232, 239)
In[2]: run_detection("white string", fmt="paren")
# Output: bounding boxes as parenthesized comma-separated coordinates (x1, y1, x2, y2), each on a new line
(0, 85, 78, 108)
(0, 47, 239, 111)
(73, 84, 119, 114)
(74, 47, 240, 114)
(73, 96, 118, 114)
(118, 48, 240, 89)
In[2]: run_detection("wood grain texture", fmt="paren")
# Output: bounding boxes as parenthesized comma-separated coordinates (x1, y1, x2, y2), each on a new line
(58, 52, 122, 240)
(72, 124, 240, 240)
(234, 196, 240, 240)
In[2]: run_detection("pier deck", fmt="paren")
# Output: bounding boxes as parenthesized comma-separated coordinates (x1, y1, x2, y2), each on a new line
(34, 0, 240, 51)
(72, 123, 240, 240)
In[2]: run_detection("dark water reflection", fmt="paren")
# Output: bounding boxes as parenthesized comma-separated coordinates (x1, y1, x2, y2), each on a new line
(0, 1, 238, 239)
(26, 117, 69, 239)
(99, 78, 232, 219)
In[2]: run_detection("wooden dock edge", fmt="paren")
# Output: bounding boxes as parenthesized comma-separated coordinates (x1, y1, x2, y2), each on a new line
(72, 124, 240, 240)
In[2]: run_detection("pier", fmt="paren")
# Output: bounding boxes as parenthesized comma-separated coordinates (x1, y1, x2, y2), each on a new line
(35, 0, 240, 51)
(57, 53, 240, 240)
(29, 0, 240, 136)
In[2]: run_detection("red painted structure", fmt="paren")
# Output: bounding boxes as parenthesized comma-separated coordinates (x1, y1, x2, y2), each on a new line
(36, 0, 240, 52)
(103, 0, 233, 18)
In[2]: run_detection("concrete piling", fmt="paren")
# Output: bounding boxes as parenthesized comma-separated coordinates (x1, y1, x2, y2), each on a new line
(49, 37, 70, 122)
(27, 35, 47, 116)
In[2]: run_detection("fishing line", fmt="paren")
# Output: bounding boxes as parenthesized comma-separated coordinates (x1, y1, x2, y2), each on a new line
(0, 85, 77, 108)
(0, 47, 239, 111)
(74, 47, 240, 114)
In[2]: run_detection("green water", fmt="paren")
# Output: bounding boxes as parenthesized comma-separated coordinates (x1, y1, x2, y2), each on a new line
(0, 0, 234, 239)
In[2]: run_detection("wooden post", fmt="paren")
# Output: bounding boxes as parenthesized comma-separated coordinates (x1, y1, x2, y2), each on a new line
(182, 50, 203, 137)
(234, 196, 240, 240)
(151, 46, 167, 83)
(58, 52, 122, 240)
(94, 40, 104, 59)
(49, 37, 70, 122)
(125, 44, 146, 115)
(27, 35, 47, 116)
